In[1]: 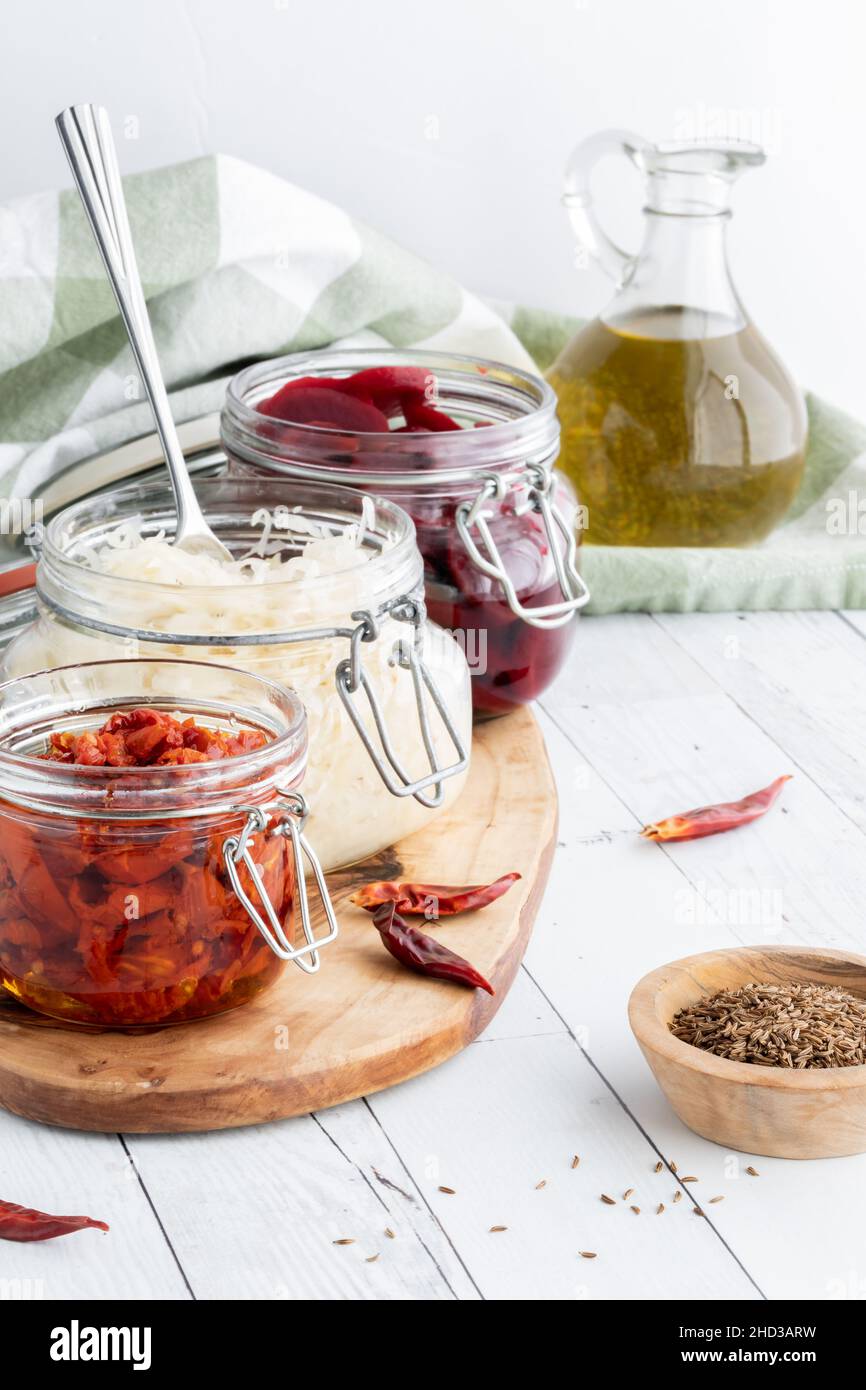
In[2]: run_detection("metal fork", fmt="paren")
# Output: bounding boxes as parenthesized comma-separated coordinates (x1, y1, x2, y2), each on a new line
(56, 103, 232, 563)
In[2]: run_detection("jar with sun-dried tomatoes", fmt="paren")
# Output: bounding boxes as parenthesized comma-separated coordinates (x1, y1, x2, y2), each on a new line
(0, 659, 337, 1028)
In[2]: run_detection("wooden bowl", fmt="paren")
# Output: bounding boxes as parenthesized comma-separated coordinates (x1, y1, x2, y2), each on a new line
(629, 946, 866, 1159)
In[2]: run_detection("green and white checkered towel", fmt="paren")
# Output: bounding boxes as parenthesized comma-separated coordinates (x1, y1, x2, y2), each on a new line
(2, 154, 864, 612)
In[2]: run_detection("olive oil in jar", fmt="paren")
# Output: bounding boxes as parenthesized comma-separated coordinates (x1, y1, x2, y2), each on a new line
(548, 308, 807, 547)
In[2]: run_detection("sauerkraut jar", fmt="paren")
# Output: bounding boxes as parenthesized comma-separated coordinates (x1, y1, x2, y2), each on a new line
(0, 659, 339, 1028)
(0, 479, 471, 871)
(220, 350, 590, 715)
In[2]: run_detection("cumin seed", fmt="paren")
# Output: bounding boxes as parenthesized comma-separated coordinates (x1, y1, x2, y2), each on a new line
(600, 1193, 616, 1205)
(671, 981, 866, 1068)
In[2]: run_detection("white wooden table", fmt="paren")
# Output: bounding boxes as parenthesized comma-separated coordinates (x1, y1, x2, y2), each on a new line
(3, 609, 866, 1302)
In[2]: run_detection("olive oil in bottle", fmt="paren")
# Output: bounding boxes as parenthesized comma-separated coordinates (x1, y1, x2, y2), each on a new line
(548, 307, 806, 547)
(550, 132, 807, 547)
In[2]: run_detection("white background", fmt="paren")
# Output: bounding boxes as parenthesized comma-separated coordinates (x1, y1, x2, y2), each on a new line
(1, 0, 863, 417)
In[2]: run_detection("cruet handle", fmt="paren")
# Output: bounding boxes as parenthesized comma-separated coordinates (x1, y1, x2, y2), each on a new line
(562, 129, 652, 287)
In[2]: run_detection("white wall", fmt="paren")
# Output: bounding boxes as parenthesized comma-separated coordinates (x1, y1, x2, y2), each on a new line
(2, 0, 863, 416)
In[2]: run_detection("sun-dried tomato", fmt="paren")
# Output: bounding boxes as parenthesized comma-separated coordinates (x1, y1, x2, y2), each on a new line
(40, 707, 268, 769)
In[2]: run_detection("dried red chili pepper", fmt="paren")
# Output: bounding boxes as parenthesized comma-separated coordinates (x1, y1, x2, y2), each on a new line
(352, 872, 520, 916)
(640, 775, 792, 843)
(0, 1199, 109, 1243)
(372, 902, 494, 994)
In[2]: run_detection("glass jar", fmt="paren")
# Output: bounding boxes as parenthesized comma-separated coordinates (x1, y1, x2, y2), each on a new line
(548, 132, 808, 546)
(220, 350, 589, 716)
(0, 659, 339, 1028)
(0, 478, 471, 872)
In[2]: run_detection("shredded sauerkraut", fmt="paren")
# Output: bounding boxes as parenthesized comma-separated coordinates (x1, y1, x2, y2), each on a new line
(88, 502, 374, 589)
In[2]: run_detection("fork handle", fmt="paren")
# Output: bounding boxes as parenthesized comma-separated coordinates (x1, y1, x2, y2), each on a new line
(55, 104, 204, 539)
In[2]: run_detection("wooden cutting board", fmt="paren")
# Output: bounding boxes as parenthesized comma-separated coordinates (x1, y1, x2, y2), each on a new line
(0, 707, 556, 1133)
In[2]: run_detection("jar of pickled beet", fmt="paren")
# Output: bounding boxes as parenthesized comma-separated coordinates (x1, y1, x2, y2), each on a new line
(0, 478, 471, 872)
(0, 659, 339, 1028)
(220, 350, 589, 715)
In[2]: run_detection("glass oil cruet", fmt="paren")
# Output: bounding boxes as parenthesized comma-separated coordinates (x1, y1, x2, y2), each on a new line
(547, 131, 808, 547)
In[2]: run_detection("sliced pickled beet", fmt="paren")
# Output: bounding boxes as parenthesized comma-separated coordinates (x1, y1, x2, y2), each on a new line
(402, 401, 461, 431)
(257, 384, 390, 432)
(339, 367, 434, 417)
(259, 367, 435, 425)
(446, 510, 551, 602)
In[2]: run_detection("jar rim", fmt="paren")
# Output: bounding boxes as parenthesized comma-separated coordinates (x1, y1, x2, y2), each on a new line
(0, 658, 308, 817)
(41, 475, 419, 601)
(222, 347, 559, 489)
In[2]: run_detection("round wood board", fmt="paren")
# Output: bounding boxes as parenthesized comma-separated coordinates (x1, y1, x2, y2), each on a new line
(0, 707, 556, 1133)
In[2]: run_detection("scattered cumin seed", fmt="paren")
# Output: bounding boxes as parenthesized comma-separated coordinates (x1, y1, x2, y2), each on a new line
(673, 1191, 682, 1204)
(630, 1205, 640, 1215)
(670, 1161, 678, 1173)
(535, 1179, 547, 1190)
(653, 1161, 663, 1174)
(746, 1166, 760, 1177)
(489, 1225, 507, 1233)
(384, 1228, 395, 1239)
(579, 1251, 597, 1259)
(600, 1193, 616, 1205)
(709, 1196, 725, 1204)
(438, 1186, 456, 1195)
(693, 1207, 704, 1216)
(682, 1176, 699, 1183)
(366, 1254, 379, 1263)
(656, 1203, 665, 1215)
(571, 1155, 580, 1169)
(333, 1238, 355, 1245)
(623, 1187, 634, 1200)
